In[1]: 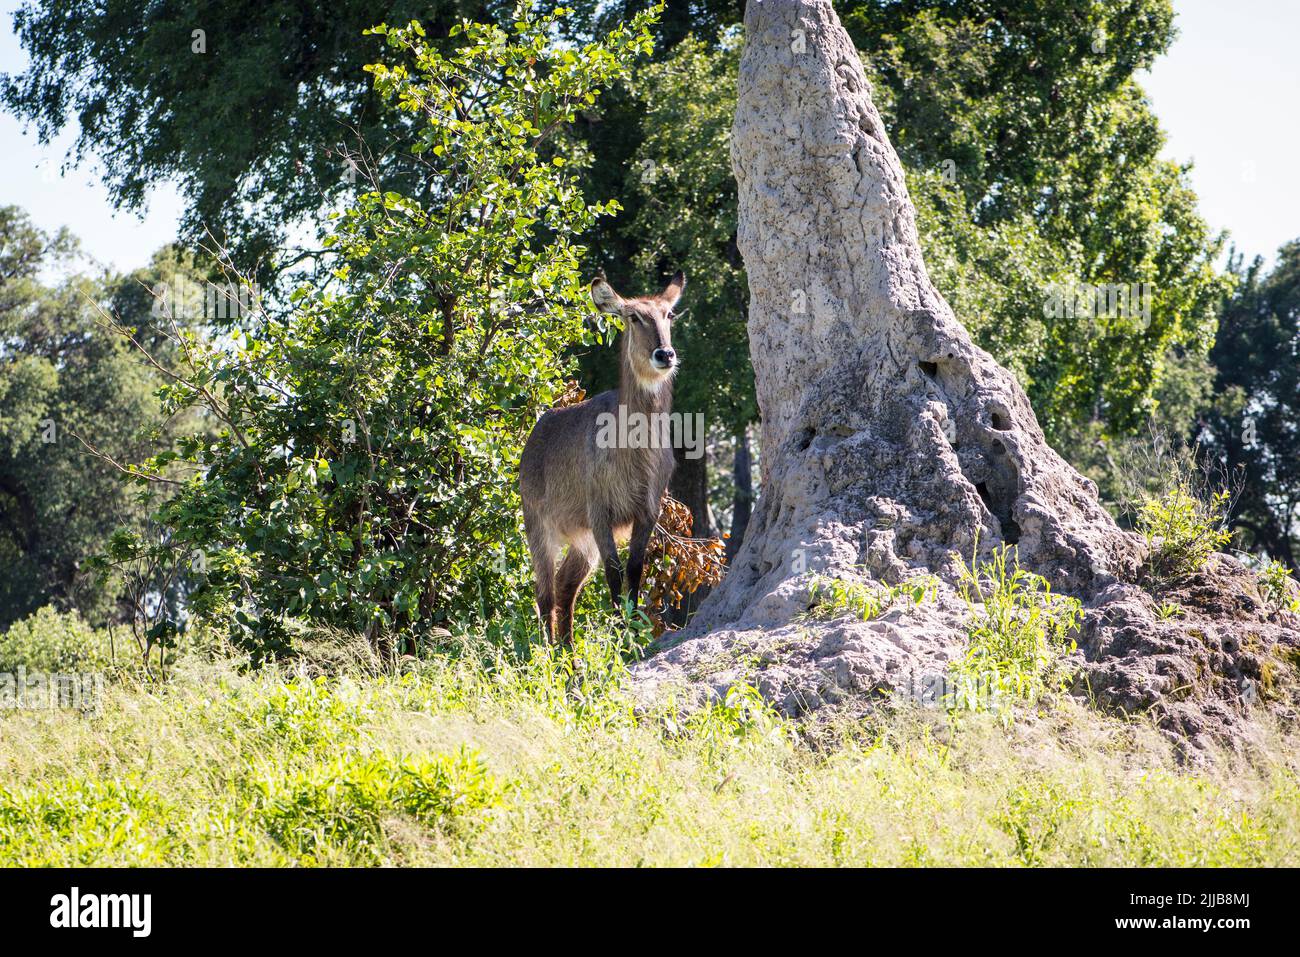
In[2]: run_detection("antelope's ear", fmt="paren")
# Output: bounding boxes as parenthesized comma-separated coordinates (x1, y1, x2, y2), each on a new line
(590, 275, 625, 315)
(659, 270, 686, 310)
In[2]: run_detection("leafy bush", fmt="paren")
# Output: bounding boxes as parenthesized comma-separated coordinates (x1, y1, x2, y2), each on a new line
(1137, 482, 1232, 580)
(1257, 559, 1300, 613)
(103, 7, 659, 659)
(951, 545, 1082, 720)
(0, 606, 117, 672)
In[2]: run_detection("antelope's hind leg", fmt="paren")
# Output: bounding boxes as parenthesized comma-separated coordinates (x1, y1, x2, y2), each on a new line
(525, 511, 560, 641)
(554, 540, 597, 645)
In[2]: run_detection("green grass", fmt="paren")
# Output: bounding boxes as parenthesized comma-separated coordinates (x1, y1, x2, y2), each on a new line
(803, 574, 937, 622)
(2, 621, 1299, 866)
(949, 545, 1082, 721)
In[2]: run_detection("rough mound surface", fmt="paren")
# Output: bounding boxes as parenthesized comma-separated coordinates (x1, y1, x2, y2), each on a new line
(631, 0, 1300, 757)
(1079, 558, 1300, 754)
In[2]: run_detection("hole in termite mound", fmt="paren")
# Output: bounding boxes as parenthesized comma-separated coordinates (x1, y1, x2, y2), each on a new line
(918, 360, 939, 379)
(973, 478, 1021, 546)
(990, 409, 1010, 431)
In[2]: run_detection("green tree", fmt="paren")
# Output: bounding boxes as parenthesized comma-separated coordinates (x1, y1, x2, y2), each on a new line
(844, 0, 1226, 445)
(0, 208, 198, 627)
(105, 7, 659, 657)
(2, 0, 501, 279)
(1198, 243, 1300, 567)
(1, 0, 737, 284)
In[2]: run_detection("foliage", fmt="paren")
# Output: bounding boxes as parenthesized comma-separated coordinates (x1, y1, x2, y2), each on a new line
(0, 606, 116, 672)
(846, 0, 1228, 449)
(1, 0, 511, 281)
(951, 544, 1082, 721)
(1137, 483, 1232, 581)
(643, 494, 726, 635)
(0, 209, 200, 628)
(1197, 243, 1300, 568)
(98, 7, 658, 659)
(677, 681, 788, 761)
(618, 31, 752, 435)
(0, 0, 741, 283)
(1, 628, 1296, 865)
(1256, 559, 1299, 614)
(803, 574, 937, 622)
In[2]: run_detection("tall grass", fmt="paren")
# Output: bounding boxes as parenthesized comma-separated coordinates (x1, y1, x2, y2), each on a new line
(0, 620, 1297, 866)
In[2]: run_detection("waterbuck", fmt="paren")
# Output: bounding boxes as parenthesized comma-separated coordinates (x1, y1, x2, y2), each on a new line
(520, 270, 685, 643)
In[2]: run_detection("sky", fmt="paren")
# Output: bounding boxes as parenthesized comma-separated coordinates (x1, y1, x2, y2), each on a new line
(0, 0, 1297, 275)
(1141, 0, 1300, 266)
(0, 3, 183, 275)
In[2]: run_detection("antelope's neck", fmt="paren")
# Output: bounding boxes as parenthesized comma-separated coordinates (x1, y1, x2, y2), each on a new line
(618, 353, 673, 420)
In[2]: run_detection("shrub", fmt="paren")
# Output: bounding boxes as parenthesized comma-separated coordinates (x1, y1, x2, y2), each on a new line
(1257, 559, 1300, 613)
(803, 574, 936, 622)
(1137, 482, 1232, 580)
(0, 606, 117, 672)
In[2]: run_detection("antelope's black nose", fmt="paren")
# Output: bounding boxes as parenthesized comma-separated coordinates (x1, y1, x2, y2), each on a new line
(652, 348, 675, 368)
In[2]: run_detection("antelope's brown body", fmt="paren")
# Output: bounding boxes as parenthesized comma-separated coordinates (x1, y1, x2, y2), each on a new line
(520, 271, 685, 643)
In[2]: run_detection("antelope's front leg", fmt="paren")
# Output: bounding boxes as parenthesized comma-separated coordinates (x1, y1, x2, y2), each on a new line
(593, 521, 623, 612)
(626, 516, 655, 613)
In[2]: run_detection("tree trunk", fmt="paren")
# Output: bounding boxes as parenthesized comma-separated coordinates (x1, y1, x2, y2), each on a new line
(664, 443, 714, 626)
(669, 444, 712, 540)
(726, 427, 753, 564)
(636, 0, 1145, 713)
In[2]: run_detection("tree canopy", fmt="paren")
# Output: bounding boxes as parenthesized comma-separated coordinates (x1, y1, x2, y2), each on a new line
(0, 207, 204, 627)
(1198, 244, 1300, 568)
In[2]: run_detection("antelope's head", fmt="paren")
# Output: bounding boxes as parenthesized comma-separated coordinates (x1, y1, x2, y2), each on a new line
(591, 270, 685, 391)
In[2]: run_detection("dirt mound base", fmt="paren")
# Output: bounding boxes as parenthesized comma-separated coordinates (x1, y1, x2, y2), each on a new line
(1078, 554, 1300, 758)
